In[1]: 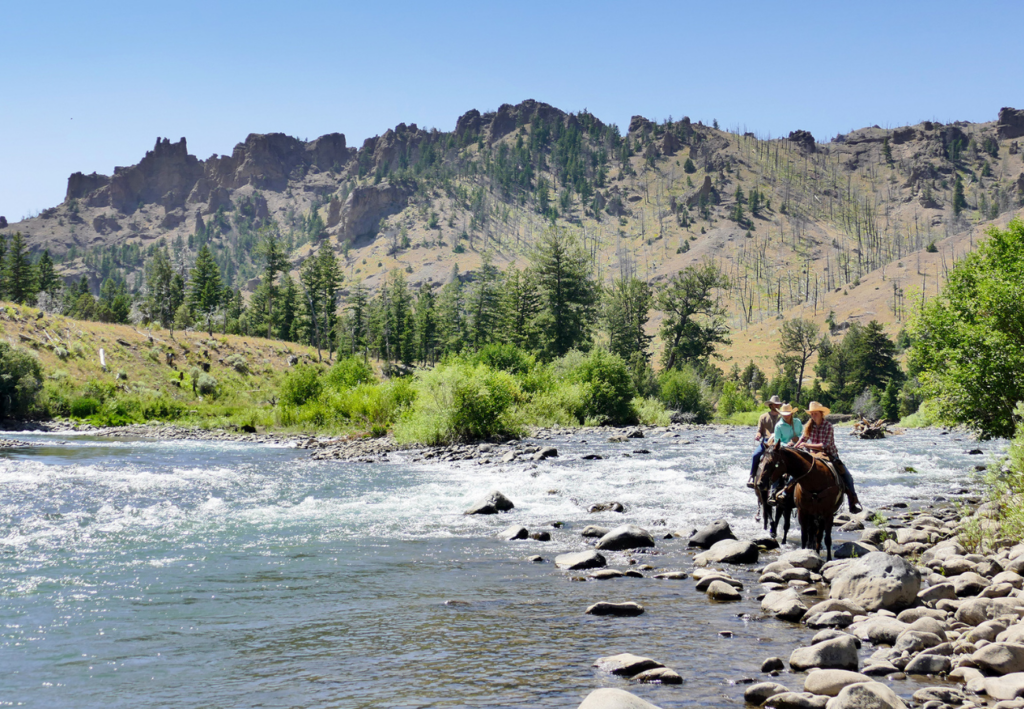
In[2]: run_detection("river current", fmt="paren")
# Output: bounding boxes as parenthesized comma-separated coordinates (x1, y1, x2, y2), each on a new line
(0, 427, 1004, 708)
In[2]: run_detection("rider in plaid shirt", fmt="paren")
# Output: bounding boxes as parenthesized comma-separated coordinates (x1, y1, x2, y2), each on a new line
(797, 401, 862, 513)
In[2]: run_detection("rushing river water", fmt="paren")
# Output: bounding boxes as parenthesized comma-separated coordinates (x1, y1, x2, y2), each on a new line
(0, 426, 1005, 708)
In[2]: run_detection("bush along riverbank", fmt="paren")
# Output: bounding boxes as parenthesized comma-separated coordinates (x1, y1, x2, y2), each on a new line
(499, 483, 1024, 709)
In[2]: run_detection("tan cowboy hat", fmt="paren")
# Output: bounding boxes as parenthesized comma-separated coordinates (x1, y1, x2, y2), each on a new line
(807, 401, 831, 417)
(767, 395, 782, 407)
(779, 403, 795, 415)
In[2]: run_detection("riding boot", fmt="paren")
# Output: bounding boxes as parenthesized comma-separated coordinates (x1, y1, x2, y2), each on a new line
(847, 491, 862, 514)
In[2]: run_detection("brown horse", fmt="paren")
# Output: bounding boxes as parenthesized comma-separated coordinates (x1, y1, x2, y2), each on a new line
(758, 442, 845, 561)
(754, 449, 794, 544)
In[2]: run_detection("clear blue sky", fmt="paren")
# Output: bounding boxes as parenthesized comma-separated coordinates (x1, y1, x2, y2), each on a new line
(4, 0, 1022, 222)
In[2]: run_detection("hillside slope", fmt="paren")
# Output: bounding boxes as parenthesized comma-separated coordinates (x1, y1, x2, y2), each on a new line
(5, 101, 1024, 369)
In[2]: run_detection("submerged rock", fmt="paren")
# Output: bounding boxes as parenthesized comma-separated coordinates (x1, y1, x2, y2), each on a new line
(593, 653, 664, 676)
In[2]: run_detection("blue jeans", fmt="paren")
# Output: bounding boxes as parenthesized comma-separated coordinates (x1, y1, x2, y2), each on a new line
(750, 441, 767, 479)
(835, 458, 856, 497)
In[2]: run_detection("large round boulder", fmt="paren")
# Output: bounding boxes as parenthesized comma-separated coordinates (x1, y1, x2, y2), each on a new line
(762, 588, 809, 622)
(803, 670, 870, 697)
(789, 635, 860, 671)
(595, 524, 656, 551)
(687, 519, 736, 548)
(577, 688, 663, 709)
(971, 642, 1024, 675)
(828, 552, 921, 612)
(694, 539, 759, 566)
(827, 681, 907, 709)
(465, 490, 514, 515)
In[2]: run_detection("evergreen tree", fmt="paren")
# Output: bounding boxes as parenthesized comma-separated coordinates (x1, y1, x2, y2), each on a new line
(341, 281, 369, 358)
(532, 228, 598, 358)
(97, 279, 131, 324)
(0, 234, 7, 298)
(953, 174, 967, 215)
(436, 277, 466, 356)
(882, 136, 893, 164)
(275, 274, 300, 341)
(36, 250, 60, 296)
(683, 157, 696, 174)
(188, 244, 224, 335)
(413, 283, 438, 365)
(602, 276, 654, 364)
(657, 261, 730, 370)
(257, 228, 287, 339)
(465, 253, 503, 348)
(5, 232, 36, 304)
(499, 267, 541, 352)
(300, 245, 342, 361)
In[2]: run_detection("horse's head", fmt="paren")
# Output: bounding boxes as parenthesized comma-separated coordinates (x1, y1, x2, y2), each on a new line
(757, 441, 790, 497)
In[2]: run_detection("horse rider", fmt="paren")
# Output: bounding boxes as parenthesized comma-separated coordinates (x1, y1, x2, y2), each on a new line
(796, 401, 863, 514)
(748, 395, 782, 487)
(773, 403, 802, 446)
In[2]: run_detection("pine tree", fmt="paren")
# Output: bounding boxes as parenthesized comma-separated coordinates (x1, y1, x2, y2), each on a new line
(300, 245, 342, 361)
(882, 136, 893, 164)
(413, 283, 438, 365)
(188, 244, 224, 335)
(532, 228, 598, 358)
(257, 228, 287, 340)
(275, 274, 300, 341)
(436, 277, 466, 356)
(499, 268, 541, 351)
(953, 174, 967, 215)
(5, 232, 36, 304)
(465, 253, 503, 348)
(342, 281, 369, 358)
(36, 250, 60, 296)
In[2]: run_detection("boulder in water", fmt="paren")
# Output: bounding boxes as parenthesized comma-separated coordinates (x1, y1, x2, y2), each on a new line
(802, 669, 871, 696)
(593, 653, 664, 676)
(687, 520, 736, 548)
(789, 635, 860, 671)
(498, 525, 528, 540)
(828, 681, 907, 709)
(828, 552, 921, 611)
(581, 525, 612, 537)
(595, 524, 655, 551)
(586, 601, 645, 616)
(577, 688, 663, 709)
(464, 490, 514, 515)
(555, 550, 607, 570)
(694, 539, 759, 565)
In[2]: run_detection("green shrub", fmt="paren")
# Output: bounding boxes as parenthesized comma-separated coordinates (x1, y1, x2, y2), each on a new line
(471, 343, 536, 376)
(196, 373, 218, 397)
(659, 367, 713, 424)
(632, 396, 671, 425)
(717, 381, 757, 417)
(568, 348, 638, 426)
(223, 353, 249, 374)
(54, 346, 68, 360)
(325, 378, 415, 428)
(324, 356, 375, 391)
(395, 362, 524, 445)
(279, 364, 322, 406)
(0, 343, 44, 418)
(519, 381, 589, 427)
(69, 397, 101, 418)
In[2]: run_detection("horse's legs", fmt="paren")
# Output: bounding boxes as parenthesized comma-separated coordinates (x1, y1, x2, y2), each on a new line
(781, 502, 792, 545)
(798, 511, 809, 550)
(824, 516, 834, 562)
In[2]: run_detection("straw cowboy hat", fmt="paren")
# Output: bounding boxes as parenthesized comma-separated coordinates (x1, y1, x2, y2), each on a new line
(807, 401, 831, 417)
(778, 403, 796, 416)
(767, 395, 782, 407)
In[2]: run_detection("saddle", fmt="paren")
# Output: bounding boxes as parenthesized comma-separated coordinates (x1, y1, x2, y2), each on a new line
(774, 449, 845, 501)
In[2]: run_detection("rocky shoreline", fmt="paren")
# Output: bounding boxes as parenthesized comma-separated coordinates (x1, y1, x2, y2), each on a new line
(525, 485, 1024, 709)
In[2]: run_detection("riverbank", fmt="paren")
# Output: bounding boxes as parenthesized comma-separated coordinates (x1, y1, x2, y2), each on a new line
(570, 480, 1024, 709)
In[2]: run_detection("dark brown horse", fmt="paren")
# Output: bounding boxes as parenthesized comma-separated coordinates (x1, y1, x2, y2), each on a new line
(754, 449, 794, 544)
(758, 442, 845, 561)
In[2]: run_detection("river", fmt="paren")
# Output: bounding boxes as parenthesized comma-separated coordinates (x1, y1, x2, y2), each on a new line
(0, 426, 1002, 708)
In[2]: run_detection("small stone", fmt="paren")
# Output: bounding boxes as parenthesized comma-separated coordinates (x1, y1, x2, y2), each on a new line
(802, 669, 871, 696)
(464, 490, 515, 515)
(654, 571, 689, 580)
(577, 688, 662, 709)
(745, 682, 790, 705)
(529, 531, 551, 541)
(762, 657, 786, 673)
(499, 525, 529, 540)
(595, 525, 655, 551)
(528, 555, 545, 563)
(591, 569, 625, 580)
(581, 525, 612, 538)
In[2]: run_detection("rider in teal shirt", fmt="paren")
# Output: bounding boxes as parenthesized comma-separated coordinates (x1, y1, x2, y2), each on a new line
(773, 404, 803, 444)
